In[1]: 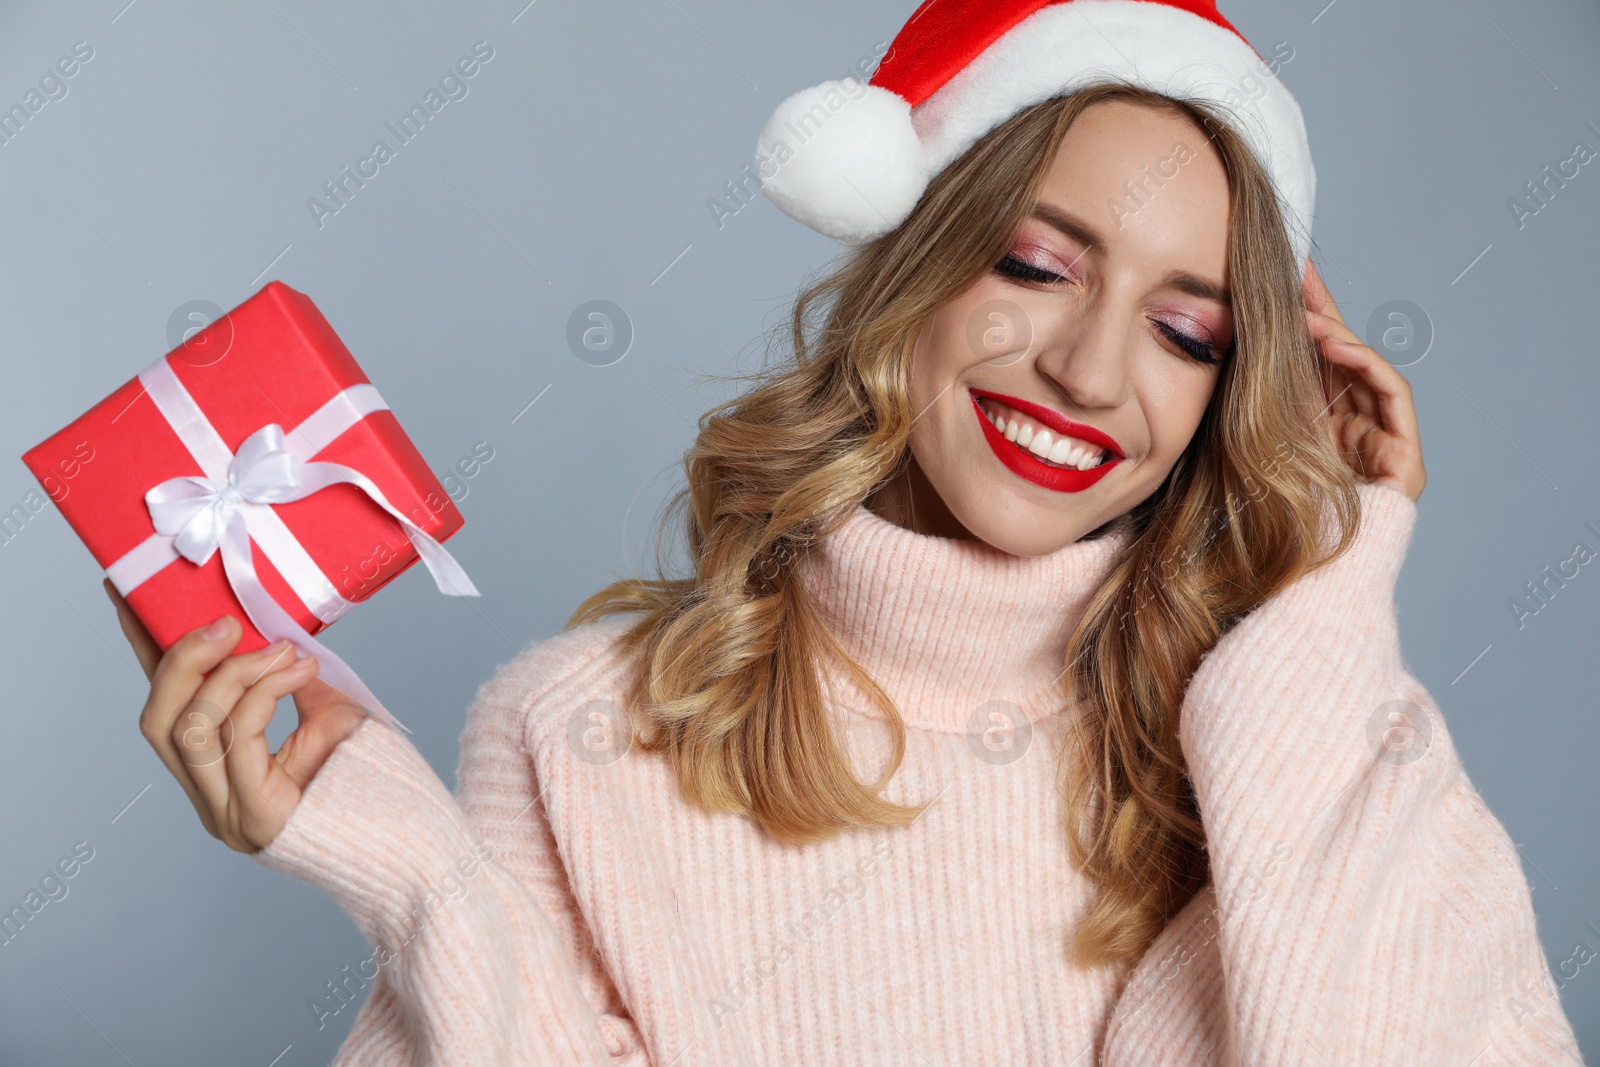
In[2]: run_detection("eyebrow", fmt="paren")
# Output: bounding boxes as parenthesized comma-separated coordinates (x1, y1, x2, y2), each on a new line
(1028, 201, 1232, 306)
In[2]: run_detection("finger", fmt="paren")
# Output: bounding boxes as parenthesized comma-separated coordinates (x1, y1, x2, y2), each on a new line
(276, 679, 368, 789)
(105, 580, 161, 680)
(1305, 308, 1394, 424)
(1317, 362, 1354, 441)
(191, 637, 298, 715)
(1318, 333, 1420, 444)
(140, 616, 246, 827)
(225, 653, 314, 790)
(1308, 313, 1356, 433)
(149, 635, 284, 821)
(146, 616, 244, 735)
(1312, 320, 1339, 402)
(225, 655, 323, 851)
(1302, 259, 1347, 327)
(146, 627, 283, 763)
(1301, 258, 1328, 314)
(1304, 302, 1363, 350)
(1315, 333, 1380, 424)
(146, 731, 222, 840)
(225, 655, 328, 844)
(179, 641, 301, 818)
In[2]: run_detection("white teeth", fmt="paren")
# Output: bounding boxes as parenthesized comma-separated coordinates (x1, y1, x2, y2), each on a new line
(979, 397, 1110, 471)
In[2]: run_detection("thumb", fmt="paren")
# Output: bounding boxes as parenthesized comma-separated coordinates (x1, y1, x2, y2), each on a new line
(278, 676, 368, 787)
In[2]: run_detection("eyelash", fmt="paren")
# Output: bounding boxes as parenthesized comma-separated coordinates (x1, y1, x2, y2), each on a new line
(1153, 320, 1225, 366)
(994, 252, 1065, 286)
(992, 253, 1227, 367)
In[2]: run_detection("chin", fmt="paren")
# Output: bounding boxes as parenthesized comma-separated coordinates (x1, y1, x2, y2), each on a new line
(947, 484, 1102, 556)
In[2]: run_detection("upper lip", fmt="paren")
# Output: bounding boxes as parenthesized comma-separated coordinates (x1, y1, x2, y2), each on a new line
(969, 387, 1125, 459)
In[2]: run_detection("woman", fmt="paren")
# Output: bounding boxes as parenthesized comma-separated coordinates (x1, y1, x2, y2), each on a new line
(107, 0, 1582, 1063)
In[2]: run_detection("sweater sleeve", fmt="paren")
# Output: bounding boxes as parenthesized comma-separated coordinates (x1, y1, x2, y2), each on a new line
(1100, 482, 1584, 1066)
(250, 653, 648, 1066)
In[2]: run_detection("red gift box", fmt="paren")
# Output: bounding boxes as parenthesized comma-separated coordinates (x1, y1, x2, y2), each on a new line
(21, 281, 470, 722)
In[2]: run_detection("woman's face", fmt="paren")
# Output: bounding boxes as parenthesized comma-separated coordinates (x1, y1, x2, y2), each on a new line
(871, 99, 1233, 554)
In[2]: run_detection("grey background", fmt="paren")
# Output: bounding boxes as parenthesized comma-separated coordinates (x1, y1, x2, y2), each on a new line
(0, 0, 1595, 1063)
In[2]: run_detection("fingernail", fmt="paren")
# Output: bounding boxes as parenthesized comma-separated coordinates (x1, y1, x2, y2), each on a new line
(258, 638, 292, 655)
(201, 617, 234, 640)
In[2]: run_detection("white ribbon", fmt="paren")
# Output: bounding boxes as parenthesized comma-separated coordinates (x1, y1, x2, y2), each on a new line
(110, 357, 479, 734)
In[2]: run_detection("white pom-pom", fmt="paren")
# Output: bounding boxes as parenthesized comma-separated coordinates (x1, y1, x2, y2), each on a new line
(753, 79, 928, 244)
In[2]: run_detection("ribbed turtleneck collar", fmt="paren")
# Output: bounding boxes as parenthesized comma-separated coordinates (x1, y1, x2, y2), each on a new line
(796, 502, 1135, 733)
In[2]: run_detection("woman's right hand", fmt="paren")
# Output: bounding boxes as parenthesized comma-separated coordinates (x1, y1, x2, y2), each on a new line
(105, 579, 368, 853)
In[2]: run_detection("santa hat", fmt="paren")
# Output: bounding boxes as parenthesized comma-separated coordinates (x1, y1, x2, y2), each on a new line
(753, 0, 1315, 270)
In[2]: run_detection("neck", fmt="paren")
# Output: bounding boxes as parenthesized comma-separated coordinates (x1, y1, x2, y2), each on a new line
(863, 460, 975, 540)
(796, 497, 1134, 733)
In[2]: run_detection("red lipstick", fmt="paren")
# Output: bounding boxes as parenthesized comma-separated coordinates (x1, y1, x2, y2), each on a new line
(969, 387, 1123, 493)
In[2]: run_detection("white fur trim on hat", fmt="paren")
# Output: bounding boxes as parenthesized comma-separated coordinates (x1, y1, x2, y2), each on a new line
(756, 0, 1316, 268)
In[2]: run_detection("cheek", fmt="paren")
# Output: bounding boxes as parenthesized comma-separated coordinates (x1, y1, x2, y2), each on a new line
(904, 316, 982, 481)
(913, 275, 1044, 395)
(908, 303, 974, 406)
(1135, 361, 1219, 460)
(903, 313, 970, 456)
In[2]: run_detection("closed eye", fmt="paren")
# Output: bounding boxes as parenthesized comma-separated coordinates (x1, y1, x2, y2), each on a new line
(995, 251, 1228, 365)
(994, 253, 1066, 286)
(1152, 318, 1226, 366)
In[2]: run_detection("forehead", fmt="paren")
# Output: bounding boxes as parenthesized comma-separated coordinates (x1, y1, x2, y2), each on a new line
(1031, 99, 1232, 275)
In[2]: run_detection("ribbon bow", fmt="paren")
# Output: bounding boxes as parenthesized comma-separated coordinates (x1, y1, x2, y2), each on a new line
(145, 423, 479, 733)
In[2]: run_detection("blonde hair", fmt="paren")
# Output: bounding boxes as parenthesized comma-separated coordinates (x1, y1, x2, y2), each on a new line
(568, 82, 1362, 966)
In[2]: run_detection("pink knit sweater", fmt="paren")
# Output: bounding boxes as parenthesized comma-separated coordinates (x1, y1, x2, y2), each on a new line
(255, 482, 1583, 1065)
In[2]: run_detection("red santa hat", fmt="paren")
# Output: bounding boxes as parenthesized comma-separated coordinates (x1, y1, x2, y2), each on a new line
(753, 0, 1315, 271)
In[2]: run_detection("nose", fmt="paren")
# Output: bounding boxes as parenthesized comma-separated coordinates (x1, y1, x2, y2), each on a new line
(1029, 295, 1132, 415)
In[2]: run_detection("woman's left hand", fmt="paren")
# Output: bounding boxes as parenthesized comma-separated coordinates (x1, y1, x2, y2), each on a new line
(1302, 259, 1426, 502)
